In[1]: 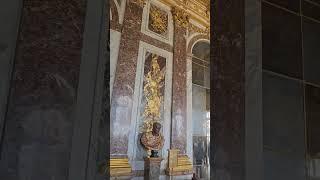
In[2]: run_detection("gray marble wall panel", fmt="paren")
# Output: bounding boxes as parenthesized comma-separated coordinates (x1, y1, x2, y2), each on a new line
(264, 150, 306, 180)
(0, 0, 23, 145)
(263, 72, 305, 155)
(211, 0, 245, 179)
(245, 0, 263, 179)
(0, 0, 87, 179)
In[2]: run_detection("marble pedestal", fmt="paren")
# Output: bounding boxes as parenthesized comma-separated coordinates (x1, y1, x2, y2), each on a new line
(144, 157, 163, 180)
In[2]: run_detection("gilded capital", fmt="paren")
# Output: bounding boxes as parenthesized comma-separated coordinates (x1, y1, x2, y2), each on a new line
(130, 0, 146, 7)
(172, 7, 189, 28)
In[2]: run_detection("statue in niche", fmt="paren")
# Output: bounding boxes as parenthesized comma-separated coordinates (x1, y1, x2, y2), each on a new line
(140, 122, 164, 157)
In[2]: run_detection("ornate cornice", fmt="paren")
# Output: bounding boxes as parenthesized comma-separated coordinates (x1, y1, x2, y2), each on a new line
(159, 0, 210, 27)
(189, 22, 210, 35)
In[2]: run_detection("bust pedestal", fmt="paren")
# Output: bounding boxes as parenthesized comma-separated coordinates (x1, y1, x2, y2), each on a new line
(144, 157, 163, 180)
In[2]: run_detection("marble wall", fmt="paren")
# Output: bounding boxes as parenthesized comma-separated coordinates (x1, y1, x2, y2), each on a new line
(109, 0, 210, 178)
(0, 0, 87, 179)
(261, 0, 320, 179)
(211, 0, 245, 179)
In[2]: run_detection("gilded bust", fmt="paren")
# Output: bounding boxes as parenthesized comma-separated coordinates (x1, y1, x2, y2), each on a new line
(140, 122, 164, 157)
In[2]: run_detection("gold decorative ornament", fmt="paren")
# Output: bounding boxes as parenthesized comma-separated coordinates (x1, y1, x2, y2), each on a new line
(141, 54, 165, 133)
(149, 5, 168, 34)
(172, 7, 190, 28)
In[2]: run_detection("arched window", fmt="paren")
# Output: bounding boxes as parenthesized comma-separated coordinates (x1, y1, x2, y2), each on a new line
(191, 40, 210, 179)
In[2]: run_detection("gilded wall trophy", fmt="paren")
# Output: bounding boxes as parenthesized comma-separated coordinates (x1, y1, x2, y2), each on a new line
(140, 54, 165, 157)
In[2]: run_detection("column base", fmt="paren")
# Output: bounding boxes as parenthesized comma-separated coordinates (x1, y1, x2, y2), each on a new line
(166, 149, 193, 176)
(144, 157, 163, 180)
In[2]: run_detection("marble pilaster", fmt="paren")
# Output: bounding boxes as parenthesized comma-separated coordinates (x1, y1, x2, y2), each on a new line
(110, 1, 144, 156)
(211, 0, 245, 179)
(186, 54, 193, 161)
(170, 10, 188, 154)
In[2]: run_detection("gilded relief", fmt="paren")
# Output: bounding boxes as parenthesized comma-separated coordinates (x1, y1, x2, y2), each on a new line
(137, 52, 167, 159)
(149, 5, 169, 35)
(140, 53, 166, 133)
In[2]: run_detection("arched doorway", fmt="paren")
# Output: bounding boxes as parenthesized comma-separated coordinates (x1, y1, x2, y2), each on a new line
(190, 40, 210, 179)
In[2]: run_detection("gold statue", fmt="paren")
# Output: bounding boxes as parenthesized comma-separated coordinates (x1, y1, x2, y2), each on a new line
(140, 122, 164, 157)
